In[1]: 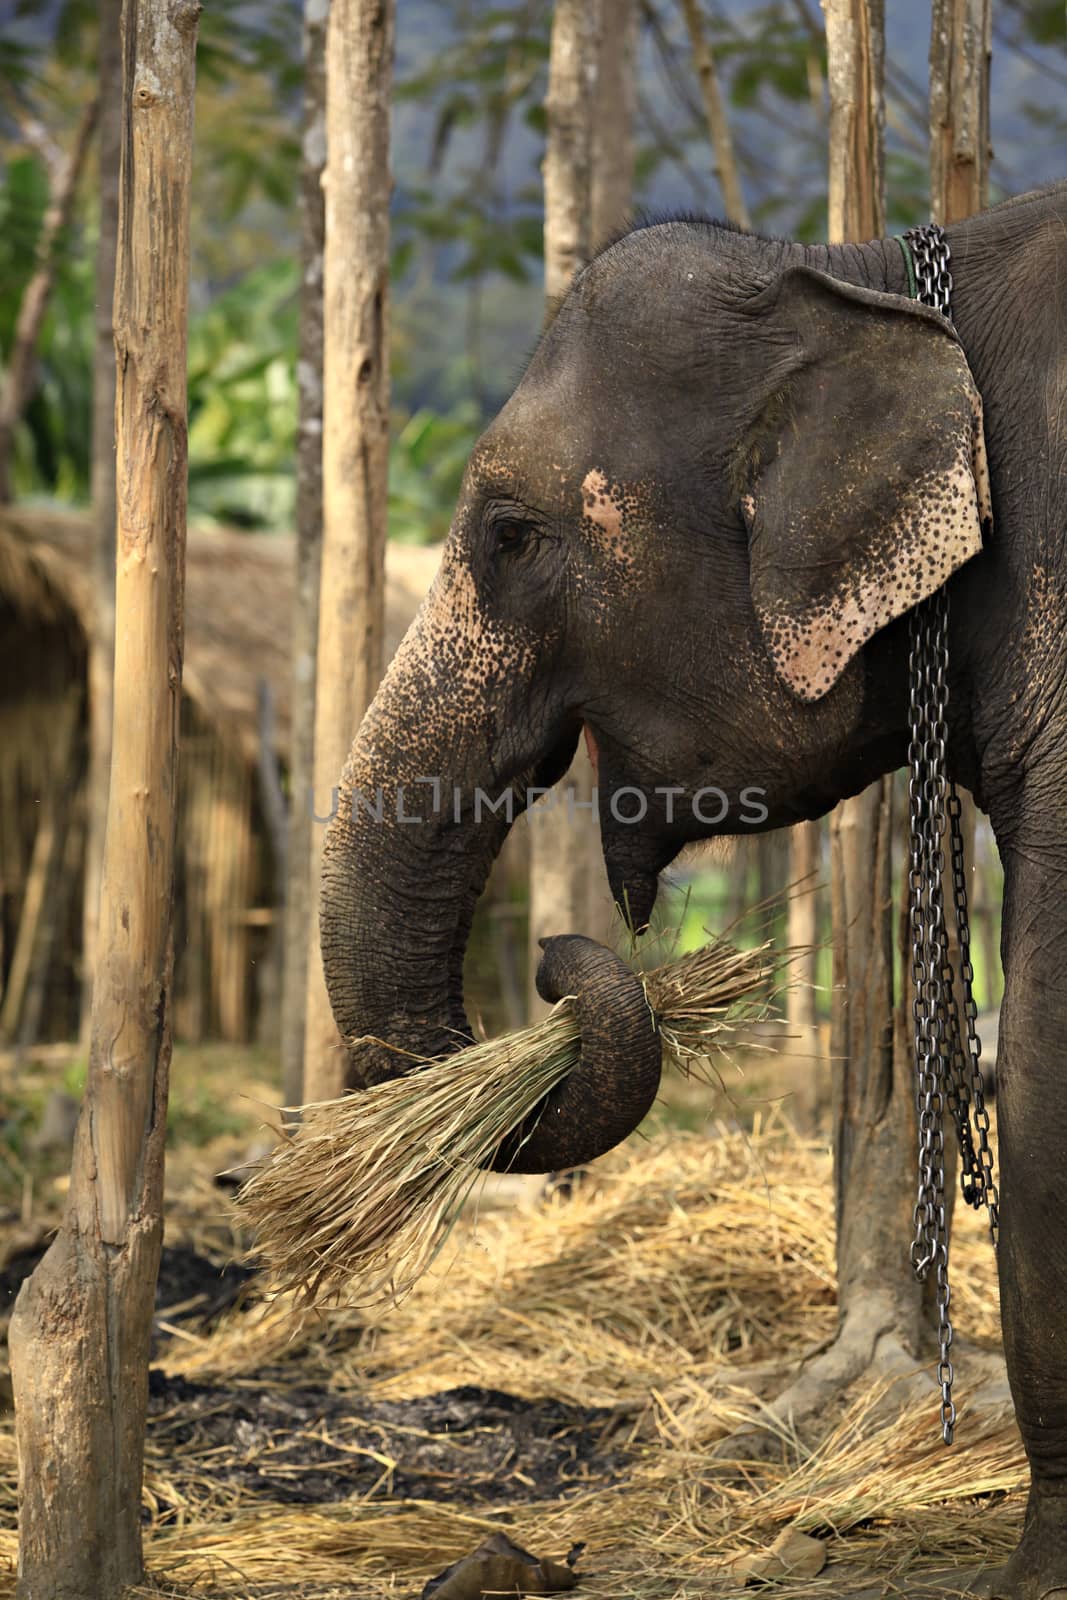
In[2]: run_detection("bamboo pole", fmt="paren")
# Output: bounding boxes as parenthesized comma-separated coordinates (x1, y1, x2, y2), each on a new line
(590, 0, 638, 248)
(542, 0, 599, 303)
(5, 698, 80, 1051)
(785, 819, 820, 1127)
(679, 0, 750, 229)
(929, 0, 991, 225)
(217, 752, 253, 1042)
(0, 700, 77, 1047)
(823, 0, 923, 1355)
(8, 2, 198, 1592)
(21, 775, 84, 1052)
(303, 0, 395, 1101)
(81, 0, 124, 1044)
(527, 0, 612, 1019)
(824, 0, 885, 245)
(928, 2, 990, 860)
(927, 0, 991, 1303)
(281, 0, 329, 1106)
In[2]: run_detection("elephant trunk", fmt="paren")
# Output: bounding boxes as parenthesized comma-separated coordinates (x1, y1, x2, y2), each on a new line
(320, 782, 498, 1085)
(486, 935, 661, 1173)
(317, 579, 662, 1169)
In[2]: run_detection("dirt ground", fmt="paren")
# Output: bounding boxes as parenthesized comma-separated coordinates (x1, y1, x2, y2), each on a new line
(0, 1040, 1023, 1599)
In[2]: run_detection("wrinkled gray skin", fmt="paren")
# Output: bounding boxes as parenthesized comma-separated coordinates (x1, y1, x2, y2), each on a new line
(320, 182, 1067, 1596)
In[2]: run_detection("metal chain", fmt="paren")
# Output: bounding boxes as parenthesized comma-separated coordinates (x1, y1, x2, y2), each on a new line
(907, 222, 954, 320)
(903, 224, 998, 1447)
(907, 583, 956, 1442)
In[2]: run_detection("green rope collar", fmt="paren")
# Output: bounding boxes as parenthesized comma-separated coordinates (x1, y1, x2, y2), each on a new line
(896, 233, 918, 299)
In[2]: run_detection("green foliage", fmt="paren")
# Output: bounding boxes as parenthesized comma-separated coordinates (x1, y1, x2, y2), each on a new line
(1002, 0, 1065, 48)
(389, 403, 483, 545)
(393, 1, 550, 288)
(61, 1057, 87, 1097)
(1, 0, 1065, 536)
(187, 259, 300, 528)
(716, 4, 818, 109)
(0, 151, 94, 501)
(166, 1080, 247, 1148)
(190, 0, 303, 276)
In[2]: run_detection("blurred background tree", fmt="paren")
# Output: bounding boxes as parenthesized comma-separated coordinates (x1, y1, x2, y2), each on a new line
(0, 0, 1057, 1064)
(1, 0, 1063, 537)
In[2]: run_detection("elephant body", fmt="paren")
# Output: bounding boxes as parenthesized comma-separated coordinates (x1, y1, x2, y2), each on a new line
(321, 181, 1067, 1598)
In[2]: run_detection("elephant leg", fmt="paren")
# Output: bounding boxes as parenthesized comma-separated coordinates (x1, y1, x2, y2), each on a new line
(980, 840, 1067, 1600)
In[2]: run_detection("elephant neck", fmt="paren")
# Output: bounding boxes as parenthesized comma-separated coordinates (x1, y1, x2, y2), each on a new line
(797, 235, 912, 299)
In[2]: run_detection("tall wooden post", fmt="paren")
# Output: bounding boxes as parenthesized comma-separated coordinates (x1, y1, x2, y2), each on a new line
(302, 0, 395, 1101)
(679, 0, 749, 228)
(785, 819, 820, 1127)
(81, 0, 124, 1041)
(281, 0, 329, 1107)
(9, 2, 198, 1593)
(590, 0, 637, 248)
(927, 0, 991, 1297)
(527, 0, 641, 1010)
(824, 0, 923, 1360)
(930, 0, 991, 225)
(542, 0, 599, 303)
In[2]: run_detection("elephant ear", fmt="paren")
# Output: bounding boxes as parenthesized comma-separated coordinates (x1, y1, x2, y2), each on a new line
(739, 265, 992, 703)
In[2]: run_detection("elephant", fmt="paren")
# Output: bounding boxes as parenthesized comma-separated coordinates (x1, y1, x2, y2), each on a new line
(319, 180, 1067, 1598)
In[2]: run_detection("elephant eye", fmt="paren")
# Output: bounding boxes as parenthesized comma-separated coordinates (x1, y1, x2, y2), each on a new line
(494, 520, 529, 554)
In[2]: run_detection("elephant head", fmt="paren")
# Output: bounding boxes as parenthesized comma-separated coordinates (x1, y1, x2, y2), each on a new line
(320, 222, 990, 1169)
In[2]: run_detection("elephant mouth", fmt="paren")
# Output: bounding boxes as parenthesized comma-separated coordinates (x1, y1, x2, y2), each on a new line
(601, 824, 678, 932)
(581, 721, 684, 933)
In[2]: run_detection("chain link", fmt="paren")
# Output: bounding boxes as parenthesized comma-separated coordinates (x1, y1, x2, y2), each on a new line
(902, 224, 998, 1447)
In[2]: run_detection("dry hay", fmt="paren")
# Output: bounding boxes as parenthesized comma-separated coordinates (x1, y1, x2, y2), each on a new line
(239, 939, 774, 1308)
(0, 1110, 1023, 1600)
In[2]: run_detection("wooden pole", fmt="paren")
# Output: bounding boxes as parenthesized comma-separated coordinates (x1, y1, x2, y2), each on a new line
(785, 819, 820, 1128)
(590, 0, 638, 249)
(679, 0, 750, 229)
(528, 0, 614, 1018)
(20, 771, 84, 1053)
(824, 0, 885, 244)
(929, 0, 991, 225)
(81, 0, 124, 1043)
(927, 0, 991, 1310)
(302, 0, 395, 1101)
(824, 0, 923, 1356)
(542, 0, 598, 304)
(281, 0, 329, 1107)
(8, 2, 198, 1592)
(0, 697, 79, 1049)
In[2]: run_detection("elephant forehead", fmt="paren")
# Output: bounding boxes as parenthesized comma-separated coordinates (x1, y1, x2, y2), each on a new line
(468, 418, 616, 514)
(467, 435, 524, 484)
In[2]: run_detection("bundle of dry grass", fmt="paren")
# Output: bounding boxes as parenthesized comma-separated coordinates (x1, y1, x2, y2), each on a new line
(239, 937, 776, 1308)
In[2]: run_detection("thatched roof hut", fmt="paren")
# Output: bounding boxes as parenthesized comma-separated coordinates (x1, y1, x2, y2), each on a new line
(0, 505, 439, 764)
(0, 505, 441, 1046)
